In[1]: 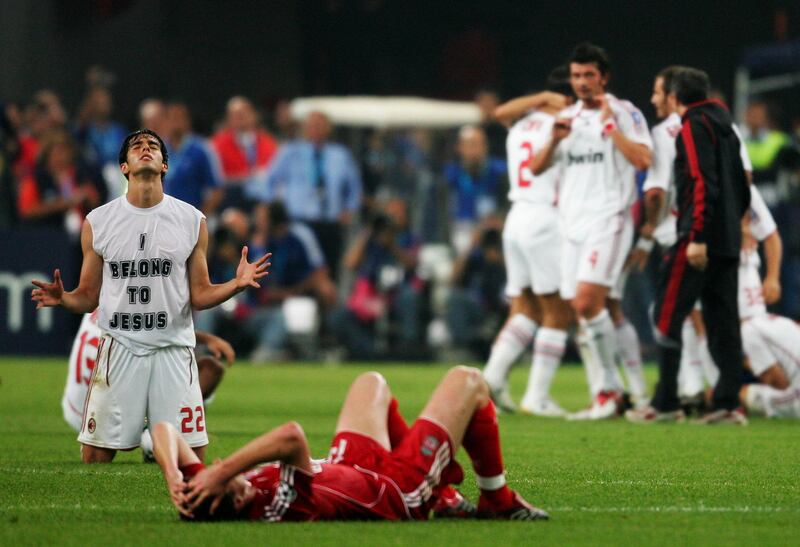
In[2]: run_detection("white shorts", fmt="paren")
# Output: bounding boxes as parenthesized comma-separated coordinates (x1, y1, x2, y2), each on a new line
(560, 213, 634, 300)
(78, 335, 208, 450)
(503, 202, 561, 297)
(741, 314, 800, 385)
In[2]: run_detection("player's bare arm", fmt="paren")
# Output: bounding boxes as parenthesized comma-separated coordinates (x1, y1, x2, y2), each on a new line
(31, 221, 103, 313)
(185, 421, 312, 513)
(599, 96, 651, 170)
(530, 118, 571, 175)
(762, 231, 783, 304)
(494, 91, 567, 127)
(152, 422, 201, 516)
(188, 220, 271, 310)
(626, 188, 665, 271)
(195, 331, 236, 365)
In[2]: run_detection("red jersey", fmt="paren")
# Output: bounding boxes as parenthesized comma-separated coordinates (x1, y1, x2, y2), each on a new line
(180, 419, 460, 522)
(244, 461, 411, 522)
(244, 419, 460, 522)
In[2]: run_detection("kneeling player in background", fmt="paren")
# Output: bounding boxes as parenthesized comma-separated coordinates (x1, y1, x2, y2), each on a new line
(736, 190, 799, 418)
(63, 309, 235, 456)
(154, 366, 548, 522)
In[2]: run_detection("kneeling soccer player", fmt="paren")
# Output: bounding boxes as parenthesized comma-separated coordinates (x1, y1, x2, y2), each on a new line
(63, 309, 235, 457)
(153, 366, 548, 522)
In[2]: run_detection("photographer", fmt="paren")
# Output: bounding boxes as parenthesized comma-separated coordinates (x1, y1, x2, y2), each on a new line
(328, 199, 424, 359)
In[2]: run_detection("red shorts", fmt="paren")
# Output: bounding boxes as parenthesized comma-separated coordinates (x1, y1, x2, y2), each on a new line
(329, 418, 463, 520)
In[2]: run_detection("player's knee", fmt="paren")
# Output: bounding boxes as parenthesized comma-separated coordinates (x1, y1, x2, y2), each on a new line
(572, 296, 600, 318)
(449, 366, 485, 391)
(354, 371, 388, 392)
(80, 445, 114, 464)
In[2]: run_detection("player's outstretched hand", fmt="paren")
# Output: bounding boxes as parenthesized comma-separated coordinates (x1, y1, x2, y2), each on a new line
(31, 269, 64, 309)
(185, 462, 228, 516)
(235, 246, 271, 290)
(205, 334, 235, 366)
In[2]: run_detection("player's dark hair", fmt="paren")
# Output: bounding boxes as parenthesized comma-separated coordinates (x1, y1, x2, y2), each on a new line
(181, 493, 245, 522)
(544, 65, 574, 98)
(656, 65, 685, 97)
(568, 42, 610, 75)
(118, 128, 168, 180)
(671, 67, 710, 106)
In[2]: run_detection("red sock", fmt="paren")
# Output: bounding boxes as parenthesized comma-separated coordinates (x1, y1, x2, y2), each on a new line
(462, 400, 513, 506)
(387, 398, 410, 448)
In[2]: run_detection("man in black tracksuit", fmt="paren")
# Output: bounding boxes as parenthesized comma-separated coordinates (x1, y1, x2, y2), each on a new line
(646, 68, 751, 422)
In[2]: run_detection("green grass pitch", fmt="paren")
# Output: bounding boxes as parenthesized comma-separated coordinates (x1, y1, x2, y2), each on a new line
(1, 357, 798, 546)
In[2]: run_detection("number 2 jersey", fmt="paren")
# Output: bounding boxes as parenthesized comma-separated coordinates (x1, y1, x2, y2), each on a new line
(506, 110, 559, 206)
(85, 195, 204, 355)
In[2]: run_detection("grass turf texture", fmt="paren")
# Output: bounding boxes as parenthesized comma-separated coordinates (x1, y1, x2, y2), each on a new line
(0, 358, 798, 546)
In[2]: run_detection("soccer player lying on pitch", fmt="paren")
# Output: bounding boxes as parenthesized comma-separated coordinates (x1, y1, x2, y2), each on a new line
(153, 366, 549, 522)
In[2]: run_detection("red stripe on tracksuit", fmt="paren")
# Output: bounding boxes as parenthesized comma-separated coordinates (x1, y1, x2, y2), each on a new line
(657, 240, 689, 335)
(681, 120, 705, 240)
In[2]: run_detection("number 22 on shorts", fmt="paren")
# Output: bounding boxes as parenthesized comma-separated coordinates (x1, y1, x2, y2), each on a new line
(180, 406, 205, 433)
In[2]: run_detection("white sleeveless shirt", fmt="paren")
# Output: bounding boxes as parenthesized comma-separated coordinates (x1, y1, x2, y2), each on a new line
(86, 194, 204, 355)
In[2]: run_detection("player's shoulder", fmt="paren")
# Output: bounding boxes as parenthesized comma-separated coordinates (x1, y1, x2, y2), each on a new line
(164, 194, 204, 218)
(86, 196, 124, 223)
(652, 113, 682, 139)
(609, 94, 645, 119)
(559, 102, 582, 117)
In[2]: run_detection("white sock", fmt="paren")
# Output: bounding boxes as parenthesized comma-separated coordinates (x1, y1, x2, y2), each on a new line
(580, 310, 624, 393)
(698, 337, 719, 387)
(521, 327, 567, 408)
(615, 320, 647, 400)
(577, 329, 603, 396)
(482, 314, 537, 390)
(745, 384, 800, 418)
(476, 473, 507, 491)
(679, 319, 706, 397)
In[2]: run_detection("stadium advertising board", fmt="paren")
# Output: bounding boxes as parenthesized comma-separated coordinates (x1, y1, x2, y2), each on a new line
(0, 230, 78, 355)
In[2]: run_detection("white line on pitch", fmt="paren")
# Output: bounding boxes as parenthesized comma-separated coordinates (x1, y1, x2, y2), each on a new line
(0, 504, 795, 514)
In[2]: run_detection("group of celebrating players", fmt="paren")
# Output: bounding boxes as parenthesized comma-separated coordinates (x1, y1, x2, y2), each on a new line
(30, 41, 799, 525)
(483, 42, 799, 424)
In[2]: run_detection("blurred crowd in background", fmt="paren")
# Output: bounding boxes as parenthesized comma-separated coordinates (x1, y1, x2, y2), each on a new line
(2, 66, 800, 362)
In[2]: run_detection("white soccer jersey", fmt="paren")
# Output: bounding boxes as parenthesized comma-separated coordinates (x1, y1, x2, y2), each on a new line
(86, 195, 205, 355)
(642, 113, 681, 247)
(62, 310, 102, 431)
(506, 111, 559, 205)
(738, 186, 778, 320)
(642, 114, 753, 248)
(554, 94, 652, 242)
